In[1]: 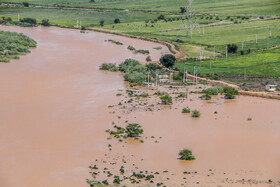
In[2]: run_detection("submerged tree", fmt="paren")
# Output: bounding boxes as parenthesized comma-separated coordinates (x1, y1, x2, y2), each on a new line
(223, 86, 239, 99)
(125, 123, 143, 137)
(179, 149, 195, 160)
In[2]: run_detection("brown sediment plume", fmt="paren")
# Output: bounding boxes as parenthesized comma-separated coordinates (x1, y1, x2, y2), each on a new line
(0, 25, 279, 187)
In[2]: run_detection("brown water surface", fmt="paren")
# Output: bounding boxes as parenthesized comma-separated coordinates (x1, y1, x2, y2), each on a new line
(0, 26, 280, 187)
(0, 25, 167, 187)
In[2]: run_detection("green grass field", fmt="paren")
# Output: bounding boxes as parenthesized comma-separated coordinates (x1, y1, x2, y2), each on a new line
(3, 0, 280, 15)
(175, 48, 280, 78)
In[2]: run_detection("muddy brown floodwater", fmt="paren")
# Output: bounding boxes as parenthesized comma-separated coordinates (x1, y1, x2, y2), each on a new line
(0, 25, 280, 187)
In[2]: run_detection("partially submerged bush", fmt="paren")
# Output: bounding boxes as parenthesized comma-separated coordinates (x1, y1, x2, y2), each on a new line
(160, 94, 172, 105)
(125, 123, 143, 137)
(223, 86, 239, 99)
(0, 31, 37, 62)
(202, 86, 223, 95)
(182, 107, 190, 113)
(99, 63, 118, 71)
(179, 149, 195, 160)
(41, 19, 50, 26)
(200, 94, 211, 100)
(191, 110, 200, 117)
(127, 45, 135, 51)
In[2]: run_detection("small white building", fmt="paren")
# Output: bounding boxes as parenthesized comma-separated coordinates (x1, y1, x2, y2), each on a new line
(265, 85, 277, 91)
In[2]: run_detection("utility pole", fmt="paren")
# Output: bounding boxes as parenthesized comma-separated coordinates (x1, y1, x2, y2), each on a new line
(185, 68, 188, 82)
(77, 19, 79, 27)
(244, 65, 246, 80)
(147, 72, 150, 88)
(226, 46, 228, 60)
(183, 67, 186, 82)
(242, 42, 244, 50)
(200, 45, 202, 60)
(256, 34, 258, 44)
(177, 0, 201, 38)
(156, 70, 158, 87)
(170, 69, 173, 83)
(203, 25, 205, 35)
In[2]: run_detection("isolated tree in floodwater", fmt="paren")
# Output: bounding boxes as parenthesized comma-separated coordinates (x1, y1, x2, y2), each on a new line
(125, 123, 143, 137)
(223, 86, 239, 99)
(179, 149, 195, 160)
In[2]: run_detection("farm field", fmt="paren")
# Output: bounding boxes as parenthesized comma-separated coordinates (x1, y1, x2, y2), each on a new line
(175, 47, 280, 77)
(2, 0, 280, 15)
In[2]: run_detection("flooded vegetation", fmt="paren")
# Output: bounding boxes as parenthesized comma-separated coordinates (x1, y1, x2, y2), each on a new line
(0, 25, 279, 187)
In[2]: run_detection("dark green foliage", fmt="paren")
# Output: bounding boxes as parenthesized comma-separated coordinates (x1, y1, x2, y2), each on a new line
(114, 18, 120, 24)
(0, 31, 37, 63)
(89, 0, 95, 2)
(125, 123, 144, 137)
(146, 56, 152, 62)
(107, 39, 123, 45)
(182, 107, 190, 113)
(41, 19, 50, 26)
(200, 94, 211, 100)
(227, 44, 238, 53)
(160, 54, 176, 68)
(179, 149, 195, 160)
(99, 63, 118, 71)
(127, 45, 135, 51)
(160, 94, 172, 105)
(180, 7, 186, 13)
(23, 2, 29, 7)
(223, 86, 239, 99)
(146, 63, 162, 71)
(99, 20, 104, 26)
(157, 15, 165, 20)
(191, 110, 200, 117)
(135, 49, 150, 54)
(119, 59, 148, 85)
(202, 86, 223, 95)
(20, 18, 37, 24)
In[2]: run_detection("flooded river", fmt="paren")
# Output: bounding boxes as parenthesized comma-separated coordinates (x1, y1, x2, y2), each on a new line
(0, 26, 279, 186)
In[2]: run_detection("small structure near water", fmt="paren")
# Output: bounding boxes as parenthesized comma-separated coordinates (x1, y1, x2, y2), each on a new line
(265, 85, 277, 91)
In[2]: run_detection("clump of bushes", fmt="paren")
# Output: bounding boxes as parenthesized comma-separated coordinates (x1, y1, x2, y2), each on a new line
(179, 149, 195, 160)
(182, 107, 190, 113)
(203, 86, 223, 95)
(20, 18, 37, 25)
(227, 44, 238, 53)
(99, 63, 118, 71)
(127, 45, 135, 51)
(41, 19, 50, 26)
(160, 94, 172, 105)
(125, 123, 144, 137)
(200, 94, 211, 100)
(135, 49, 150, 54)
(223, 86, 239, 99)
(146, 56, 152, 62)
(191, 110, 200, 117)
(0, 31, 37, 63)
(107, 39, 123, 45)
